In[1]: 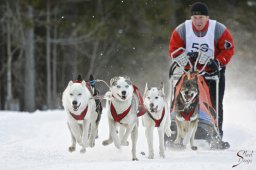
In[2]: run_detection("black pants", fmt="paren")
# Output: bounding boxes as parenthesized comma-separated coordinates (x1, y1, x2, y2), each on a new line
(205, 67, 225, 139)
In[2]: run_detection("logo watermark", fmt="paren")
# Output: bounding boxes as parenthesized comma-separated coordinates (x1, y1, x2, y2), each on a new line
(232, 150, 254, 168)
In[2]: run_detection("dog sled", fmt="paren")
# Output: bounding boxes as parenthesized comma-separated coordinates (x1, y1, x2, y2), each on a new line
(165, 47, 229, 150)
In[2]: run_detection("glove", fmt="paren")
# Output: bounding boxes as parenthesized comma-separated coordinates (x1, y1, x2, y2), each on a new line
(187, 52, 199, 62)
(207, 59, 219, 71)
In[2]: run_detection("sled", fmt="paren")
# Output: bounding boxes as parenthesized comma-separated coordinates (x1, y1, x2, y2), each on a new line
(165, 47, 225, 149)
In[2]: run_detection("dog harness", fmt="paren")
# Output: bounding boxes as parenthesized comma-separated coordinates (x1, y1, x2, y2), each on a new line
(110, 85, 146, 122)
(110, 103, 131, 122)
(180, 107, 195, 121)
(69, 105, 88, 120)
(133, 85, 147, 117)
(147, 108, 165, 127)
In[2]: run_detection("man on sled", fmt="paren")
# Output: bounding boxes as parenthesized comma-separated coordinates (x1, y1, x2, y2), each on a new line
(167, 2, 234, 150)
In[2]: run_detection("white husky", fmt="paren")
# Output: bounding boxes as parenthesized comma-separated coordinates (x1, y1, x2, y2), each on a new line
(62, 78, 98, 153)
(143, 83, 172, 159)
(102, 76, 140, 161)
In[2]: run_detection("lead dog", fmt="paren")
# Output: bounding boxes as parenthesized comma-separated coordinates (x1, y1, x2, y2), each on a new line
(62, 75, 101, 153)
(174, 73, 199, 150)
(102, 76, 139, 161)
(143, 83, 172, 159)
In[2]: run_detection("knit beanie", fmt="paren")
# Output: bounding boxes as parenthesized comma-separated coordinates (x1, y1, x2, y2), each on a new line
(190, 2, 209, 16)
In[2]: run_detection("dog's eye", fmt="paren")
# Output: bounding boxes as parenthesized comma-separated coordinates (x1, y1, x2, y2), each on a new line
(125, 85, 129, 88)
(78, 93, 82, 96)
(70, 93, 73, 96)
(147, 97, 150, 100)
(155, 97, 158, 99)
(117, 85, 121, 88)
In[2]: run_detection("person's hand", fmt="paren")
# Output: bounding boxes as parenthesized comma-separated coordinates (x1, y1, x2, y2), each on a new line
(207, 59, 219, 71)
(187, 51, 198, 62)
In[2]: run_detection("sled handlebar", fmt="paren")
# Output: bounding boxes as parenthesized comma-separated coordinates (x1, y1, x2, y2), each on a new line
(169, 47, 220, 78)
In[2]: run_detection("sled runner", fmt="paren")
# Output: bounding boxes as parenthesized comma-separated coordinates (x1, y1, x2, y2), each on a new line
(165, 47, 229, 149)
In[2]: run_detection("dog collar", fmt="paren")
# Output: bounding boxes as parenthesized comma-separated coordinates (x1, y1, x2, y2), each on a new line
(110, 103, 131, 123)
(69, 105, 88, 120)
(147, 107, 165, 127)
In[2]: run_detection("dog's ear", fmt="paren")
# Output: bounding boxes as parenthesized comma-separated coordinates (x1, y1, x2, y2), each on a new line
(77, 75, 82, 81)
(81, 80, 86, 87)
(110, 76, 119, 86)
(68, 81, 74, 86)
(123, 75, 131, 81)
(144, 83, 149, 97)
(89, 74, 94, 81)
(123, 75, 132, 85)
(160, 82, 165, 96)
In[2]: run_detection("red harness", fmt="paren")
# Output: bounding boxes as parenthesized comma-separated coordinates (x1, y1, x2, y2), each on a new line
(69, 105, 88, 120)
(133, 85, 147, 117)
(110, 85, 146, 122)
(148, 108, 165, 127)
(110, 103, 131, 122)
(180, 108, 195, 121)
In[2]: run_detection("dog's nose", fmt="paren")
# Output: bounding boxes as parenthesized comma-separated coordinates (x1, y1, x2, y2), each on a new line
(72, 100, 77, 105)
(150, 103, 154, 108)
(122, 91, 126, 96)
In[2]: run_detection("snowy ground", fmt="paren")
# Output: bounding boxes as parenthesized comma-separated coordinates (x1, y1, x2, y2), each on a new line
(0, 95, 255, 170)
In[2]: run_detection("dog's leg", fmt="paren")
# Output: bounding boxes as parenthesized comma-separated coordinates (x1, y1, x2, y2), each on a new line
(108, 119, 121, 149)
(88, 120, 97, 148)
(131, 123, 138, 161)
(190, 120, 198, 151)
(174, 119, 182, 145)
(102, 117, 113, 146)
(145, 126, 154, 159)
(81, 120, 90, 153)
(158, 127, 165, 158)
(120, 122, 136, 146)
(183, 123, 191, 146)
(119, 126, 129, 146)
(67, 122, 76, 152)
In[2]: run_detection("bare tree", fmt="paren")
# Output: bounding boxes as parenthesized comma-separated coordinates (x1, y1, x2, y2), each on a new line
(3, 2, 24, 111)
(24, 5, 35, 112)
(46, 0, 52, 109)
(5, 2, 13, 110)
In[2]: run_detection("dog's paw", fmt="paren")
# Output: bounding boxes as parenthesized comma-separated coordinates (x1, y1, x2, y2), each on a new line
(102, 139, 113, 146)
(172, 143, 186, 150)
(191, 146, 198, 150)
(89, 140, 95, 148)
(148, 153, 154, 159)
(80, 148, 86, 153)
(68, 146, 76, 152)
(114, 142, 121, 149)
(121, 141, 129, 146)
(132, 157, 139, 161)
(160, 152, 165, 158)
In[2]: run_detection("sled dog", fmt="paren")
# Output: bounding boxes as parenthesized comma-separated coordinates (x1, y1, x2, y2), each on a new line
(102, 76, 139, 161)
(62, 75, 102, 153)
(143, 83, 172, 159)
(174, 73, 199, 150)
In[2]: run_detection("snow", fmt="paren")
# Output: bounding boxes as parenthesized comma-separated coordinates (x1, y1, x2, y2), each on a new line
(0, 96, 256, 170)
